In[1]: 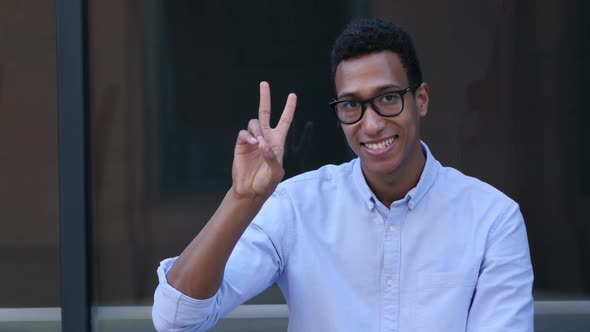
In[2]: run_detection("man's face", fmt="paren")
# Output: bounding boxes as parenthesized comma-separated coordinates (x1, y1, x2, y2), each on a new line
(334, 50, 429, 182)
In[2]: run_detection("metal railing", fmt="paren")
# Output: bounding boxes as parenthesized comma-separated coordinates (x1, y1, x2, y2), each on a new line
(1, 301, 589, 322)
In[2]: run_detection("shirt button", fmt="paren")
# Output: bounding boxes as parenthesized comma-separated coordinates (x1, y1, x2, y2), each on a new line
(389, 225, 396, 232)
(386, 279, 393, 286)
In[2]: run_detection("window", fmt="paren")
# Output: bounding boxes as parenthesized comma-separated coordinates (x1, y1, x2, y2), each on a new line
(0, 1, 61, 331)
(83, 0, 590, 330)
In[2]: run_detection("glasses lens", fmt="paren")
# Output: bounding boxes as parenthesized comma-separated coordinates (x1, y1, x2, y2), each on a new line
(335, 101, 362, 123)
(374, 92, 403, 116)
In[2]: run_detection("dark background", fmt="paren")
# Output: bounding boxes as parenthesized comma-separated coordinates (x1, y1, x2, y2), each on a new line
(1, 0, 588, 311)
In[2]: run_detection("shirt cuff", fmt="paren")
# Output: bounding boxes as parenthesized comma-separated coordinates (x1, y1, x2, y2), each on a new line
(153, 257, 219, 329)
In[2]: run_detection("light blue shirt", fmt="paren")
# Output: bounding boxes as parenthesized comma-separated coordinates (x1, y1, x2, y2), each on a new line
(152, 143, 534, 332)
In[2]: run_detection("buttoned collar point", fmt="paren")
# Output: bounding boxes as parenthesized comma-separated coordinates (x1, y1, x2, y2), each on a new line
(352, 158, 378, 211)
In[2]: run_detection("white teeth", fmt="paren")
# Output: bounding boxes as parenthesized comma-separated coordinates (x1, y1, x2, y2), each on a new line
(365, 137, 395, 151)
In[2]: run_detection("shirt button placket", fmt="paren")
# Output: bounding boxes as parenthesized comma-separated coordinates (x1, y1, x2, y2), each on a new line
(382, 206, 404, 332)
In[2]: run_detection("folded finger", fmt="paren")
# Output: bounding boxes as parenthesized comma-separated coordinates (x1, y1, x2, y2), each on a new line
(237, 129, 258, 145)
(247, 119, 264, 138)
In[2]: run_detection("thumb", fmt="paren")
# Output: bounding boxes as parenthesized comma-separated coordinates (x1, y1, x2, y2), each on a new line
(258, 137, 284, 181)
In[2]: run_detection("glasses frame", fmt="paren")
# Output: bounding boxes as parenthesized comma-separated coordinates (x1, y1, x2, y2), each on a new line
(329, 84, 421, 125)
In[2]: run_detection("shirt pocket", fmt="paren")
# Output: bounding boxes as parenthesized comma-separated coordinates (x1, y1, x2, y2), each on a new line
(415, 269, 479, 331)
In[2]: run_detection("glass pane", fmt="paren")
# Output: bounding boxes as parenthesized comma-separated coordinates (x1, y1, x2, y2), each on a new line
(374, 0, 590, 300)
(88, 0, 361, 308)
(88, 0, 589, 331)
(0, 0, 61, 331)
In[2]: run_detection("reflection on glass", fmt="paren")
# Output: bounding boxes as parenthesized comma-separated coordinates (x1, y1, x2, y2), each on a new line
(0, 0, 61, 330)
(89, 0, 356, 308)
(88, 0, 589, 320)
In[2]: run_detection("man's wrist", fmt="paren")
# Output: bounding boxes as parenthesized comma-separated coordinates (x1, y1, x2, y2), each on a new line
(227, 186, 269, 209)
(228, 185, 272, 203)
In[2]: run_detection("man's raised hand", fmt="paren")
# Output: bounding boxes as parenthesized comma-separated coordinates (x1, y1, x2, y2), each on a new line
(232, 81, 297, 200)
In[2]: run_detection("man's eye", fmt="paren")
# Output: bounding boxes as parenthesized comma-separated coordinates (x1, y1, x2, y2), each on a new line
(380, 93, 400, 103)
(344, 101, 360, 109)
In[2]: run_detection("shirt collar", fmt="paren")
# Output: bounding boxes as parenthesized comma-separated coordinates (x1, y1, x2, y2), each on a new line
(407, 141, 439, 209)
(352, 158, 377, 210)
(352, 141, 440, 210)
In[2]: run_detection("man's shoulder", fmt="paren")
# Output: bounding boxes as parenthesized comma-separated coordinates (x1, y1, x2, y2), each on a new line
(435, 164, 517, 207)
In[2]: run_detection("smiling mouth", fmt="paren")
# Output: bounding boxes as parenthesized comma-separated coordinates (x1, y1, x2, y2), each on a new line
(363, 136, 396, 151)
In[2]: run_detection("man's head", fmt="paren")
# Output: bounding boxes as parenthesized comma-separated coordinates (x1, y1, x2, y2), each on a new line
(330, 19, 429, 197)
(331, 18, 423, 89)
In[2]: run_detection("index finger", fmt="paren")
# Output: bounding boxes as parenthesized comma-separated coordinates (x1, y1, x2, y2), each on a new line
(276, 93, 297, 133)
(258, 81, 271, 129)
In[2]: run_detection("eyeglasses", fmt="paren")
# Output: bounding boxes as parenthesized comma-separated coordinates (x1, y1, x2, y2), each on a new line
(329, 84, 420, 125)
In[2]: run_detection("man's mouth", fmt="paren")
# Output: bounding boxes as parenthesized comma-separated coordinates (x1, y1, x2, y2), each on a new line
(363, 136, 396, 151)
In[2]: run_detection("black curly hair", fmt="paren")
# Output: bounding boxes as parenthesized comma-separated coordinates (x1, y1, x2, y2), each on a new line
(330, 18, 423, 89)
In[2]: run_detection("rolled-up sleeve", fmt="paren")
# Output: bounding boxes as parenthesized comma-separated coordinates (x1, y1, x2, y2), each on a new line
(152, 257, 220, 332)
(152, 190, 291, 331)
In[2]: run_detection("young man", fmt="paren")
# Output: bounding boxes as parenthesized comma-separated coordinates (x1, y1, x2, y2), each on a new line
(152, 19, 534, 331)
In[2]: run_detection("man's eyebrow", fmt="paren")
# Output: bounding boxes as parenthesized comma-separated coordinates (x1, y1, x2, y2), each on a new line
(337, 84, 403, 99)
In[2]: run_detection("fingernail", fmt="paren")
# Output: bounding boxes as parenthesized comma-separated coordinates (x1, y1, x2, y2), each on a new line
(248, 137, 258, 144)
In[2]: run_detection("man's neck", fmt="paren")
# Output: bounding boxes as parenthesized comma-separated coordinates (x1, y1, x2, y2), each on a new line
(363, 144, 426, 208)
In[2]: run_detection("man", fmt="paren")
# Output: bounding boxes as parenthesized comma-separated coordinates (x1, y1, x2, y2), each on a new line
(152, 19, 534, 331)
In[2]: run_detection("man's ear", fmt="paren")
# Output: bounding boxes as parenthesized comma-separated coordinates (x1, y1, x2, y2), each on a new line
(415, 82, 429, 117)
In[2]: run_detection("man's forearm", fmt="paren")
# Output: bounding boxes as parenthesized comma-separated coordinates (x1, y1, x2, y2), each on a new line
(166, 187, 267, 299)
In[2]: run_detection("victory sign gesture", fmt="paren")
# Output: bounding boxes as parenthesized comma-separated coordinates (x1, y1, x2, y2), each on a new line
(232, 81, 297, 200)
(166, 82, 297, 299)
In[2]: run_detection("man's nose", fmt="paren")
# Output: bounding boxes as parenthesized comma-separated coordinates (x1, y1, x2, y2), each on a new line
(362, 104, 386, 134)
